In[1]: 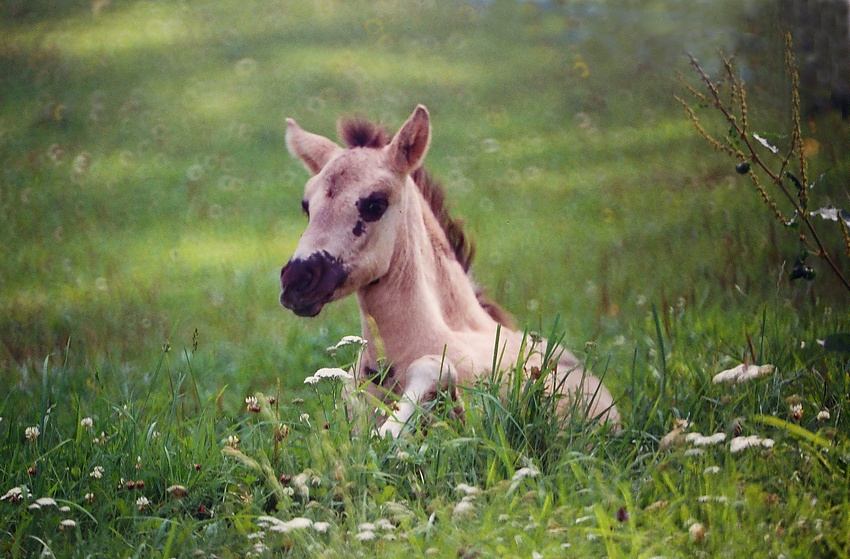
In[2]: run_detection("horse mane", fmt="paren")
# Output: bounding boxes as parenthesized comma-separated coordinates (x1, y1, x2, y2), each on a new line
(338, 116, 514, 328)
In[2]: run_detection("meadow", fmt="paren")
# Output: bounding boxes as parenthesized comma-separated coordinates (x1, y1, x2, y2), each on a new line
(1, 0, 848, 557)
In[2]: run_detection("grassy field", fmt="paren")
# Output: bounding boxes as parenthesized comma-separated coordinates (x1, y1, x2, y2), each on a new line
(1, 0, 849, 557)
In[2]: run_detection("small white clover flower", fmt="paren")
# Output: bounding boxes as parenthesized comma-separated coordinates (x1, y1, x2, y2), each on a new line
(85, 492, 95, 504)
(25, 426, 40, 442)
(80, 417, 93, 429)
(59, 519, 77, 530)
(789, 403, 803, 421)
(300, 413, 310, 425)
(817, 410, 831, 421)
(135, 496, 150, 510)
(89, 466, 104, 479)
(224, 435, 239, 448)
(245, 396, 260, 413)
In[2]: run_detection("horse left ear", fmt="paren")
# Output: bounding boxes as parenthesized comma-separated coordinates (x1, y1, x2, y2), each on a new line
(286, 118, 341, 175)
(387, 105, 430, 174)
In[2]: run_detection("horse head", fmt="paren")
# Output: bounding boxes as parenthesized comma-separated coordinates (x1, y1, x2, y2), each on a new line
(280, 105, 431, 317)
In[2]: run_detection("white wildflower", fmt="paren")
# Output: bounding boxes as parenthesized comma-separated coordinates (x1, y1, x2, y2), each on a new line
(712, 363, 774, 384)
(89, 466, 104, 479)
(25, 426, 40, 442)
(686, 432, 727, 446)
(300, 413, 310, 425)
(358, 522, 377, 532)
(355, 530, 376, 541)
(703, 466, 721, 475)
(512, 466, 540, 482)
(80, 417, 93, 429)
(256, 516, 313, 533)
(313, 367, 354, 381)
(166, 485, 188, 498)
(698, 495, 728, 504)
(84, 492, 94, 504)
(817, 410, 830, 421)
(452, 500, 476, 518)
(312, 521, 331, 533)
(135, 496, 149, 510)
(730, 435, 775, 453)
(684, 448, 705, 457)
(1, 487, 28, 503)
(455, 483, 481, 497)
(29, 497, 58, 510)
(303, 375, 320, 385)
(327, 335, 367, 352)
(789, 403, 803, 421)
(59, 519, 77, 530)
(689, 521, 706, 541)
(224, 435, 239, 448)
(374, 518, 395, 531)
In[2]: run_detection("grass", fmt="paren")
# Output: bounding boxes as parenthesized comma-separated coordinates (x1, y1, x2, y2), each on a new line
(1, 0, 849, 557)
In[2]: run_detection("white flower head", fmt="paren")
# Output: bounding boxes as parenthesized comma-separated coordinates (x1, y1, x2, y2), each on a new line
(455, 483, 481, 497)
(452, 500, 476, 518)
(355, 530, 376, 541)
(25, 426, 40, 442)
(512, 466, 540, 482)
(1, 487, 30, 503)
(686, 432, 727, 446)
(730, 435, 775, 453)
(80, 417, 94, 429)
(327, 335, 367, 352)
(712, 364, 774, 384)
(136, 496, 150, 510)
(255, 516, 313, 533)
(59, 519, 77, 530)
(817, 410, 831, 421)
(312, 521, 331, 533)
(90, 466, 104, 479)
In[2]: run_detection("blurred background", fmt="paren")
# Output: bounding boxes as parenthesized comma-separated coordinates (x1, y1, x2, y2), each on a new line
(1, 0, 848, 405)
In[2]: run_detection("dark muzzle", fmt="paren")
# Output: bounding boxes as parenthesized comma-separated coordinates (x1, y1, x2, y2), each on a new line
(279, 251, 347, 317)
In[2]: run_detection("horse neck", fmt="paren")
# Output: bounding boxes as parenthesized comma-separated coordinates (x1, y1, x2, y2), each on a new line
(355, 182, 495, 363)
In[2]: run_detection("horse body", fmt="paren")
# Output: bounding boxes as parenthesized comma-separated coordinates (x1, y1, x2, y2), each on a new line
(281, 105, 618, 436)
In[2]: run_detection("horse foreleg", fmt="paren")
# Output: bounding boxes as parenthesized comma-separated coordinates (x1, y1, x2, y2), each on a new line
(378, 355, 460, 438)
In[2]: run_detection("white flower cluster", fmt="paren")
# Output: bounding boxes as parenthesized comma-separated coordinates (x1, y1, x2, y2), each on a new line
(326, 335, 367, 352)
(256, 516, 325, 533)
(730, 435, 775, 453)
(303, 367, 353, 385)
(712, 363, 775, 384)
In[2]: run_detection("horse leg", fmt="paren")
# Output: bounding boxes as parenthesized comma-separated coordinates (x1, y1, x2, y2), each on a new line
(555, 357, 620, 424)
(378, 355, 461, 438)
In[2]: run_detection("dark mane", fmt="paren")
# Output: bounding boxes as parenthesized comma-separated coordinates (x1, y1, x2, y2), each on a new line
(338, 116, 514, 328)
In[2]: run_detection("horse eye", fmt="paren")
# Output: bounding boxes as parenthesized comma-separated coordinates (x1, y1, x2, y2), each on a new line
(301, 200, 309, 217)
(358, 194, 389, 222)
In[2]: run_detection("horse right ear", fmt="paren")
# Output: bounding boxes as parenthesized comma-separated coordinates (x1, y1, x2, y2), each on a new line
(286, 119, 341, 175)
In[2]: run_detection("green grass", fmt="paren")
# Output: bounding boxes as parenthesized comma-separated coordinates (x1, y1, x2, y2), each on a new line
(1, 0, 849, 557)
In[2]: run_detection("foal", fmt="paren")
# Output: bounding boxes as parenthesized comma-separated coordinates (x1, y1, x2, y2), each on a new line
(280, 105, 618, 436)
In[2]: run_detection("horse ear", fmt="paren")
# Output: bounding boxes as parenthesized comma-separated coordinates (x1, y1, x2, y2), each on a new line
(387, 105, 430, 174)
(286, 118, 341, 175)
